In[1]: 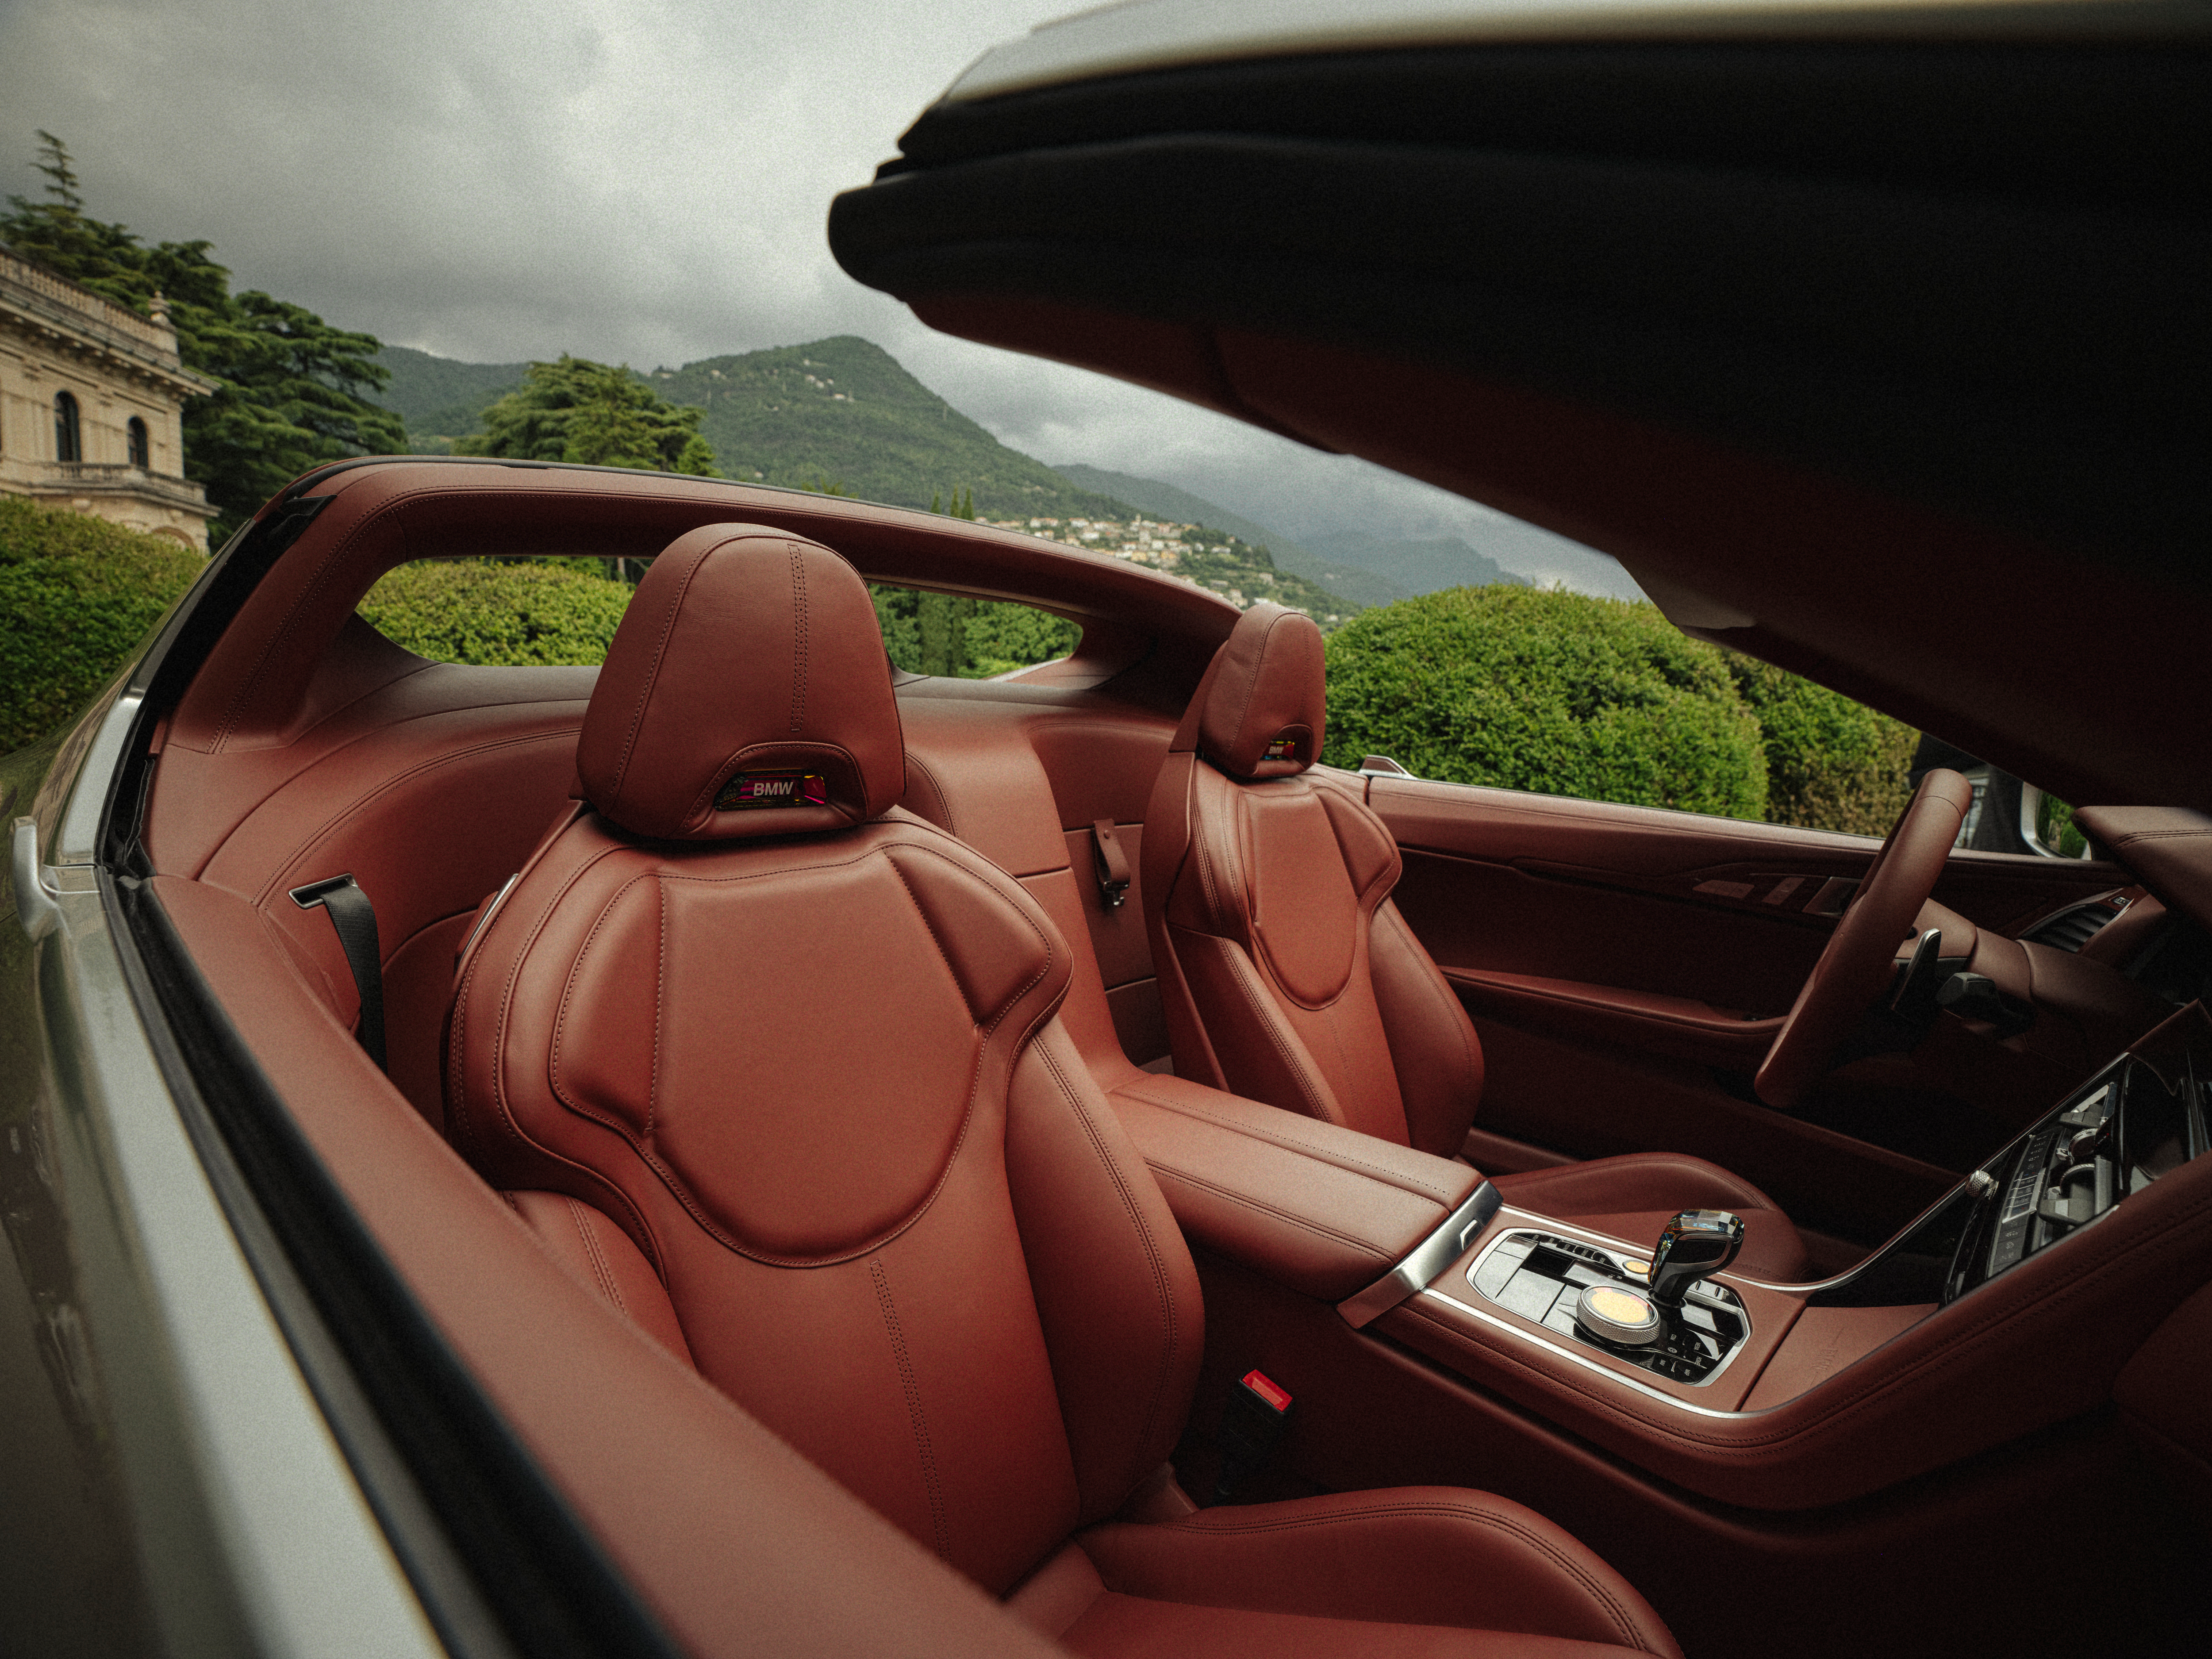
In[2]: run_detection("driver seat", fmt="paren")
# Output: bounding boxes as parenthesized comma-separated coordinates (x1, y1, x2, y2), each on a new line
(1141, 603, 1812, 1283)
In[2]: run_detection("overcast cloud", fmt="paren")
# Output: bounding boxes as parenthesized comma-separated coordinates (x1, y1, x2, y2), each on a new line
(1, 0, 1636, 596)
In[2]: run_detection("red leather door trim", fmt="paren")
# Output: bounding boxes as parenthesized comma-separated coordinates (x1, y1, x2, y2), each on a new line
(1443, 969, 1782, 1069)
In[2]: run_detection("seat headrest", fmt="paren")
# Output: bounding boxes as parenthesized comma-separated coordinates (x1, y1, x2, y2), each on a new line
(1198, 602, 1326, 780)
(577, 524, 903, 840)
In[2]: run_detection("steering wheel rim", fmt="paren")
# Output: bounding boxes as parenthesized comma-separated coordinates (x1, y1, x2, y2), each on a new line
(1755, 768, 1976, 1109)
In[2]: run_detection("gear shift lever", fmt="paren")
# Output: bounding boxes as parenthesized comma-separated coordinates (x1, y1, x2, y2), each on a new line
(1646, 1210, 1746, 1310)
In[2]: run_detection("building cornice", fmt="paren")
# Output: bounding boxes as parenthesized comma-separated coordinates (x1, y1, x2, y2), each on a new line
(0, 246, 220, 399)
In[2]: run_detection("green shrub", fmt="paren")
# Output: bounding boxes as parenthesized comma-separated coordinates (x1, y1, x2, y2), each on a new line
(0, 497, 204, 755)
(358, 559, 633, 665)
(1724, 656, 1919, 837)
(1320, 586, 1768, 818)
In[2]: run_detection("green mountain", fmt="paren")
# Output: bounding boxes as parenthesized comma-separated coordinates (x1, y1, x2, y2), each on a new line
(377, 345, 530, 446)
(380, 337, 1139, 522)
(1302, 529, 1533, 596)
(653, 338, 1135, 519)
(1051, 464, 1410, 610)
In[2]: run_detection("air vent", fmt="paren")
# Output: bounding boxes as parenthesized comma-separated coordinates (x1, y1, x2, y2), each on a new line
(2028, 904, 2115, 953)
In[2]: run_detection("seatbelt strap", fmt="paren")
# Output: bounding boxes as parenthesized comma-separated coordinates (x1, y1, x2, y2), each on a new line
(1090, 818, 1131, 909)
(291, 873, 386, 1070)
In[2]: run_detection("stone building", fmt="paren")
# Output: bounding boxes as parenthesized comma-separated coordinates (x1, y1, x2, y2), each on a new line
(0, 243, 216, 549)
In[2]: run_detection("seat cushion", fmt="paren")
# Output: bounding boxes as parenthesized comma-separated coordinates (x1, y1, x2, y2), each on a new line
(1492, 1155, 1810, 1282)
(1012, 1487, 1679, 1658)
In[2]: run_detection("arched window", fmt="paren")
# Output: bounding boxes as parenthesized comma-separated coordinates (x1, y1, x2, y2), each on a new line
(127, 416, 150, 469)
(54, 392, 82, 464)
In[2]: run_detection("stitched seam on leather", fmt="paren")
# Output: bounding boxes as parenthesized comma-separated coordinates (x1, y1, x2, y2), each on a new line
(1381, 905, 1482, 1144)
(549, 872, 659, 1136)
(872, 1257, 949, 1559)
(903, 753, 957, 837)
(1209, 934, 1345, 1128)
(249, 726, 582, 907)
(582, 834, 1055, 1268)
(1111, 1081, 1460, 1204)
(607, 541, 713, 799)
(788, 541, 808, 734)
(1034, 1036, 1183, 1496)
(1220, 610, 1294, 764)
(488, 827, 1058, 1273)
(649, 877, 665, 1138)
(1153, 1501, 1652, 1653)
(1144, 1164, 1395, 1260)
(463, 836, 664, 1267)
(565, 1197, 627, 1314)
(882, 851, 1057, 1049)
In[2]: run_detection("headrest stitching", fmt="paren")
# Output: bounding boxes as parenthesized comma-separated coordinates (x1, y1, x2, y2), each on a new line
(1215, 607, 1302, 774)
(608, 544, 711, 803)
(788, 541, 808, 735)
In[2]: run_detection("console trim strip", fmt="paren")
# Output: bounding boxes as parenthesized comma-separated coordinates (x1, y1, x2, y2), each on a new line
(1337, 1180, 1501, 1329)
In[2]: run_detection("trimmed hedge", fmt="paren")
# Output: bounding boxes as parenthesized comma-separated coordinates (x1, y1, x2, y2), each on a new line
(1321, 586, 1770, 818)
(358, 559, 634, 665)
(1726, 654, 1919, 837)
(0, 497, 203, 755)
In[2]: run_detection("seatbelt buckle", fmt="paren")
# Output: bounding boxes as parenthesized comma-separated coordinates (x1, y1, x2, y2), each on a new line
(1213, 1368, 1294, 1502)
(1091, 818, 1131, 910)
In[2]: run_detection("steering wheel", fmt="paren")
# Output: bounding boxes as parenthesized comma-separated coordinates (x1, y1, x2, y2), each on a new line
(1755, 768, 1975, 1109)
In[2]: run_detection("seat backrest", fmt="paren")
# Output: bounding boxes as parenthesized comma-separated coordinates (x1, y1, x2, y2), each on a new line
(447, 525, 1201, 1595)
(1140, 603, 1486, 1158)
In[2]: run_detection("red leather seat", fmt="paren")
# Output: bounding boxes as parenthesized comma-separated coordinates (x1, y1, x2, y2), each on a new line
(1140, 602, 1811, 1283)
(448, 526, 1681, 1657)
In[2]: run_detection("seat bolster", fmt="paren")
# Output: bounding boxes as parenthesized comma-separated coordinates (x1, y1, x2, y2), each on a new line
(1368, 898, 1486, 1159)
(1492, 1155, 1811, 1282)
(1074, 1487, 1681, 1657)
(505, 1189, 696, 1367)
(1172, 927, 1352, 1129)
(1007, 1023, 1204, 1524)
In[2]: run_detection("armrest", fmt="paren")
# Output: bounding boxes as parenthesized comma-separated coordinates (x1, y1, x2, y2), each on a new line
(1106, 1072, 1484, 1302)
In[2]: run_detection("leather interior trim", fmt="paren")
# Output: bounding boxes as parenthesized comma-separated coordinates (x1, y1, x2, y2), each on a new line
(1109, 1076, 1480, 1302)
(1444, 969, 1781, 1068)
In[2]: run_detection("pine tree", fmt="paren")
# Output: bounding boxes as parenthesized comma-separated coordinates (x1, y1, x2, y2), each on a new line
(2, 134, 405, 541)
(457, 357, 720, 476)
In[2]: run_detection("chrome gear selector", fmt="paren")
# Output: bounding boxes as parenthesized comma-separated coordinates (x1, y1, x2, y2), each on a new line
(1646, 1210, 1746, 1310)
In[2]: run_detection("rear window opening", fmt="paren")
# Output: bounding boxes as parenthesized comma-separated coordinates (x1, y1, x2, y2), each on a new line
(355, 561, 1084, 683)
(358, 556, 633, 666)
(867, 583, 1079, 680)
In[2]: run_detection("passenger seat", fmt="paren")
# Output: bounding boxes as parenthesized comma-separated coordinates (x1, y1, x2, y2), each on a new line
(446, 525, 1683, 1657)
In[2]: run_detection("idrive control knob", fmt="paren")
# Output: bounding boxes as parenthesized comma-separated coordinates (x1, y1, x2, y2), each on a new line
(1575, 1284, 1663, 1346)
(1647, 1210, 1746, 1310)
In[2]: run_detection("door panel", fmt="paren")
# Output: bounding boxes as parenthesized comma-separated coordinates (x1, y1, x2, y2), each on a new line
(1368, 777, 2128, 1245)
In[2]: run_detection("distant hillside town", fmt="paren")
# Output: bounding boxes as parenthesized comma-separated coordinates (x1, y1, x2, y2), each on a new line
(987, 513, 1345, 623)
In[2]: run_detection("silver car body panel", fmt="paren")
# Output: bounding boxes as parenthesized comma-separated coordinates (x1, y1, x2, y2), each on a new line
(941, 0, 2178, 104)
(4, 685, 442, 1656)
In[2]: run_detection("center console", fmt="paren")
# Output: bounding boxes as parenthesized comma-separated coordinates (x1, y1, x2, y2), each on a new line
(1105, 1001, 2212, 1519)
(1468, 1227, 1751, 1387)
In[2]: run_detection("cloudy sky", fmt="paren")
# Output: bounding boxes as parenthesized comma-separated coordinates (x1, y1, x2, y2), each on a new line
(1, 0, 1636, 595)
